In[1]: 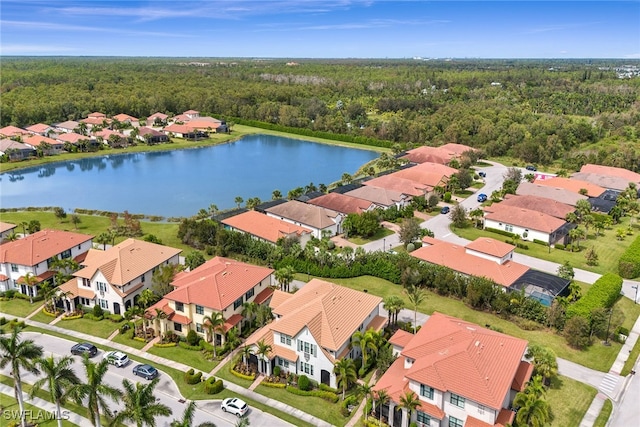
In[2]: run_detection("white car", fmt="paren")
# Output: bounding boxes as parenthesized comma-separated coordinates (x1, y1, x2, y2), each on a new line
(221, 397, 249, 417)
(103, 350, 129, 367)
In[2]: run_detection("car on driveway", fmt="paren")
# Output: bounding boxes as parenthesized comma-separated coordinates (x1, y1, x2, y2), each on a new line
(477, 193, 487, 202)
(478, 171, 486, 178)
(103, 350, 129, 367)
(221, 397, 249, 417)
(133, 364, 158, 380)
(440, 206, 450, 214)
(525, 165, 537, 171)
(70, 342, 98, 357)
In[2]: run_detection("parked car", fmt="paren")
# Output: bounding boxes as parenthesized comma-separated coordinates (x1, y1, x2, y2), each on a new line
(221, 397, 249, 417)
(478, 171, 486, 178)
(525, 165, 537, 171)
(103, 350, 129, 367)
(440, 206, 450, 214)
(477, 193, 488, 202)
(133, 364, 159, 380)
(70, 342, 98, 357)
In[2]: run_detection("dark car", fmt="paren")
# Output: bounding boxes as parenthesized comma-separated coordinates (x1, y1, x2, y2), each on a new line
(478, 171, 486, 178)
(440, 206, 450, 214)
(477, 193, 488, 202)
(525, 165, 537, 171)
(133, 364, 159, 380)
(70, 342, 98, 357)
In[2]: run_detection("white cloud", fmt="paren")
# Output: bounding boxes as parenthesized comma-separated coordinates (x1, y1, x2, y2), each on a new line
(0, 20, 192, 38)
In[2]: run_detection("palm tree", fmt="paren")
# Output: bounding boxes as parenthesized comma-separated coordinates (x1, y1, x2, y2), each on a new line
(256, 304, 273, 327)
(21, 272, 40, 303)
(513, 391, 550, 427)
(74, 356, 120, 426)
(405, 285, 426, 333)
(383, 295, 405, 326)
(31, 355, 81, 427)
(0, 327, 44, 427)
(375, 389, 390, 424)
(111, 378, 172, 427)
(125, 305, 144, 338)
(351, 329, 378, 377)
(241, 301, 258, 329)
(357, 383, 374, 421)
(203, 312, 225, 356)
(255, 339, 272, 375)
(240, 345, 254, 371)
(398, 390, 420, 427)
(272, 190, 282, 200)
(225, 327, 241, 350)
(334, 358, 357, 400)
(274, 265, 295, 292)
(170, 400, 216, 427)
(234, 196, 244, 208)
(151, 308, 168, 338)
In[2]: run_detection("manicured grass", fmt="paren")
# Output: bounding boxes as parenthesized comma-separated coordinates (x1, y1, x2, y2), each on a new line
(214, 360, 255, 388)
(146, 345, 218, 373)
(110, 330, 147, 350)
(593, 398, 613, 427)
(621, 336, 640, 376)
(327, 275, 627, 372)
(29, 308, 58, 324)
(0, 299, 43, 318)
(348, 227, 394, 245)
(57, 317, 119, 338)
(453, 217, 636, 276)
(547, 375, 597, 427)
(0, 390, 79, 427)
(256, 383, 351, 427)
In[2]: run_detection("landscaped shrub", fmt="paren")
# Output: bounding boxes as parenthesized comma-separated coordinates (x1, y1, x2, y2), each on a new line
(204, 376, 224, 394)
(618, 235, 640, 279)
(62, 313, 83, 320)
(533, 239, 549, 246)
(406, 243, 415, 252)
(230, 366, 255, 380)
(178, 341, 202, 351)
(186, 329, 200, 346)
(262, 381, 287, 388)
(285, 385, 339, 403)
(108, 314, 124, 323)
(341, 395, 358, 417)
(319, 383, 339, 394)
(443, 192, 452, 203)
(484, 227, 516, 238)
(273, 366, 281, 377)
(92, 304, 104, 318)
(199, 339, 214, 351)
(184, 368, 203, 385)
(153, 341, 177, 348)
(555, 243, 565, 250)
(297, 374, 310, 391)
(567, 273, 623, 320)
(83, 313, 103, 321)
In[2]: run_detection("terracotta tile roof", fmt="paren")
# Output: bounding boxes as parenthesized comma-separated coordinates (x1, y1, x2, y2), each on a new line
(411, 238, 528, 287)
(22, 135, 62, 148)
(75, 238, 181, 285)
(113, 114, 138, 122)
(440, 143, 479, 155)
(112, 282, 145, 298)
(171, 312, 192, 325)
(0, 229, 93, 267)
(368, 315, 388, 332)
(533, 176, 606, 198)
(511, 360, 534, 392)
(138, 127, 164, 137)
(222, 210, 312, 244)
(146, 299, 174, 319)
(403, 144, 475, 165)
(94, 129, 126, 140)
(0, 274, 9, 281)
(253, 287, 275, 305)
(345, 186, 405, 207)
(308, 193, 375, 214)
(147, 112, 168, 122)
(0, 222, 17, 234)
(499, 194, 575, 219)
(392, 162, 457, 188)
(483, 203, 567, 234)
(186, 119, 222, 130)
(269, 289, 293, 310)
(400, 312, 529, 410)
(81, 117, 109, 126)
(0, 125, 28, 137)
(56, 133, 92, 144)
(389, 329, 414, 348)
(164, 256, 273, 311)
(516, 181, 588, 206)
(17, 270, 55, 284)
(495, 408, 516, 427)
(162, 123, 192, 134)
(59, 278, 96, 300)
(172, 114, 191, 122)
(580, 164, 640, 183)
(244, 324, 300, 361)
(363, 175, 429, 196)
(465, 415, 493, 427)
(183, 109, 200, 114)
(465, 238, 515, 258)
(88, 112, 106, 118)
(26, 123, 52, 134)
(269, 279, 382, 351)
(570, 172, 633, 192)
(265, 200, 341, 230)
(223, 313, 243, 332)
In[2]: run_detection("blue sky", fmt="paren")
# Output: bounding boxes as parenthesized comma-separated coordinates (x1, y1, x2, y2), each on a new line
(1, 1, 638, 58)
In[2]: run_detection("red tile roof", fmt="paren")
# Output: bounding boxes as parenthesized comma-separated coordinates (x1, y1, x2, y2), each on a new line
(165, 256, 273, 311)
(345, 186, 405, 207)
(253, 286, 275, 305)
(580, 164, 640, 183)
(222, 210, 312, 244)
(0, 274, 9, 281)
(113, 113, 139, 122)
(389, 329, 414, 348)
(411, 238, 528, 287)
(265, 200, 341, 230)
(363, 175, 429, 196)
(56, 133, 91, 144)
(392, 162, 457, 188)
(223, 313, 243, 332)
(511, 360, 534, 392)
(163, 123, 192, 134)
(483, 203, 566, 234)
(26, 123, 52, 134)
(0, 229, 93, 267)
(147, 112, 168, 122)
(0, 126, 28, 137)
(534, 176, 606, 198)
(81, 117, 109, 126)
(0, 222, 17, 234)
(22, 135, 62, 147)
(59, 278, 96, 300)
(308, 192, 374, 214)
(88, 112, 106, 118)
(465, 238, 514, 258)
(499, 194, 575, 219)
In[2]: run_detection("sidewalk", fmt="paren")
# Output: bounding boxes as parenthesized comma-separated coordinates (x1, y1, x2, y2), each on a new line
(5, 314, 333, 427)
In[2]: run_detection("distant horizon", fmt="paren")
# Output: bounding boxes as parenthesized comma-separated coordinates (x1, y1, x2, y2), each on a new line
(2, 1, 638, 59)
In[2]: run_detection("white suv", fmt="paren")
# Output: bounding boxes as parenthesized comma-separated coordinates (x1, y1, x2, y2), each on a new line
(103, 350, 129, 367)
(221, 398, 249, 417)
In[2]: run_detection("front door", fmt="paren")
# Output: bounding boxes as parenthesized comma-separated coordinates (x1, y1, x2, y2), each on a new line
(113, 302, 121, 315)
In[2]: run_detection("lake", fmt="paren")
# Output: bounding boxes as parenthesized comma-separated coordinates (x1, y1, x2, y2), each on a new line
(0, 135, 379, 217)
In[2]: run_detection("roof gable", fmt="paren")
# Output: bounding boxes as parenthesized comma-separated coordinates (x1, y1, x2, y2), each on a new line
(221, 211, 311, 244)
(483, 203, 566, 233)
(265, 200, 341, 229)
(308, 193, 374, 214)
(0, 229, 93, 266)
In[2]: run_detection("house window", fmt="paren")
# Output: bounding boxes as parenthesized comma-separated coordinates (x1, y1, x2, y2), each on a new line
(450, 394, 465, 408)
(196, 323, 203, 333)
(300, 361, 314, 376)
(280, 334, 292, 345)
(298, 340, 317, 357)
(60, 249, 71, 259)
(420, 384, 434, 399)
(417, 411, 431, 425)
(278, 359, 290, 368)
(174, 323, 182, 332)
(11, 264, 18, 272)
(233, 296, 243, 310)
(245, 288, 255, 299)
(478, 404, 485, 414)
(175, 302, 184, 312)
(97, 282, 108, 292)
(505, 225, 513, 232)
(196, 305, 204, 315)
(141, 275, 145, 283)
(449, 416, 463, 427)
(98, 299, 108, 309)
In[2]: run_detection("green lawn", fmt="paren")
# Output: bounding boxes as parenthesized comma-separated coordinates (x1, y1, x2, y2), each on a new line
(0, 299, 43, 318)
(57, 317, 119, 338)
(29, 308, 58, 324)
(214, 360, 255, 388)
(146, 345, 218, 373)
(347, 227, 394, 245)
(0, 390, 79, 427)
(326, 275, 631, 372)
(621, 336, 640, 376)
(547, 376, 597, 427)
(593, 398, 613, 427)
(453, 217, 636, 276)
(110, 330, 148, 350)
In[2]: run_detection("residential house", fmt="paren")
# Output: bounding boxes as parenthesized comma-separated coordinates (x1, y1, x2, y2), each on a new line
(533, 176, 606, 198)
(56, 132, 95, 148)
(0, 222, 17, 242)
(0, 229, 93, 295)
(499, 194, 575, 219)
(162, 123, 207, 139)
(245, 279, 386, 388)
(402, 143, 477, 165)
(146, 257, 274, 343)
(373, 312, 532, 427)
(137, 127, 169, 144)
(570, 172, 632, 193)
(363, 175, 430, 197)
(113, 114, 140, 127)
(26, 123, 54, 136)
(0, 125, 28, 139)
(221, 210, 313, 247)
(94, 129, 128, 147)
(53, 120, 80, 134)
(147, 112, 169, 126)
(183, 110, 200, 120)
(22, 135, 65, 155)
(0, 139, 34, 160)
(483, 203, 571, 244)
(579, 164, 640, 185)
(516, 182, 588, 206)
(265, 200, 344, 238)
(87, 112, 107, 120)
(58, 238, 181, 315)
(80, 116, 110, 129)
(183, 117, 228, 133)
(308, 192, 377, 215)
(346, 185, 409, 209)
(391, 162, 457, 191)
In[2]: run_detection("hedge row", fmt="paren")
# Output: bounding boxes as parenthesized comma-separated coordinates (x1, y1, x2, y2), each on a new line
(285, 385, 339, 403)
(485, 227, 516, 238)
(230, 367, 255, 381)
(153, 342, 177, 348)
(261, 381, 287, 389)
(184, 368, 203, 385)
(178, 341, 202, 351)
(619, 235, 640, 279)
(567, 273, 623, 320)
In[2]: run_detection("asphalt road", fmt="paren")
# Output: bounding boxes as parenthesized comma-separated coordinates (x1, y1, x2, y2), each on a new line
(3, 332, 289, 427)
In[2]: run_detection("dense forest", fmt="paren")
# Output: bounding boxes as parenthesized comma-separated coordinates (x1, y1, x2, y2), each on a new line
(1, 57, 639, 171)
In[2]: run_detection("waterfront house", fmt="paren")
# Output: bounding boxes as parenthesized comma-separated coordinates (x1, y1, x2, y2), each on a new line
(307, 192, 377, 215)
(265, 200, 344, 238)
(221, 210, 313, 247)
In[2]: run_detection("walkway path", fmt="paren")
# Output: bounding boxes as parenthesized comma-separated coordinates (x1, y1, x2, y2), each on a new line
(345, 371, 379, 427)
